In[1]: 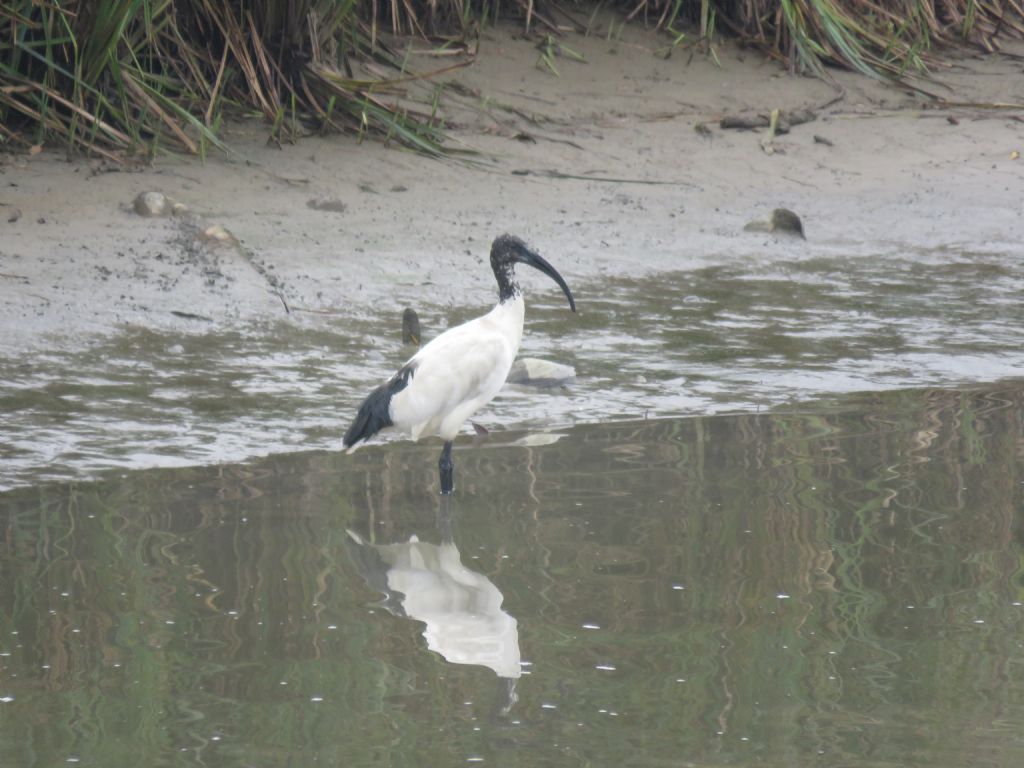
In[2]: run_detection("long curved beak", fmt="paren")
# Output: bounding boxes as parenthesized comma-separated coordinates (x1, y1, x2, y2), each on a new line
(514, 246, 576, 312)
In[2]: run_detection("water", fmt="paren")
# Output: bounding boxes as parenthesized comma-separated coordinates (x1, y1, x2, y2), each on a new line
(1, 247, 1023, 765)
(2, 249, 1022, 490)
(0, 385, 1022, 766)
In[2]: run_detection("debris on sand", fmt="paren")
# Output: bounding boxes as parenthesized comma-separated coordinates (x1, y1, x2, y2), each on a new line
(720, 109, 817, 135)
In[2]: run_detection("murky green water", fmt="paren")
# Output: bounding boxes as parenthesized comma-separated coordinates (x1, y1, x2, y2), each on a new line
(2, 246, 1024, 764)
(1, 384, 1023, 766)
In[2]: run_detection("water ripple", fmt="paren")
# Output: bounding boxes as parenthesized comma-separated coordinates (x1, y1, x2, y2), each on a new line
(1, 249, 1023, 489)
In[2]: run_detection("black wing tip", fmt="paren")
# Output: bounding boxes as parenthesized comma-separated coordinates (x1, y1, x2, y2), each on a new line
(343, 392, 390, 447)
(343, 363, 417, 449)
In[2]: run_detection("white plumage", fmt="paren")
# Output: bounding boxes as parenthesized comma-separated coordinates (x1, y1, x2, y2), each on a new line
(392, 298, 524, 441)
(343, 234, 575, 495)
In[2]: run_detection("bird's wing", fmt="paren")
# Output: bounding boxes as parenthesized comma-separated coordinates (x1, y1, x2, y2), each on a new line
(342, 362, 415, 450)
(389, 316, 517, 440)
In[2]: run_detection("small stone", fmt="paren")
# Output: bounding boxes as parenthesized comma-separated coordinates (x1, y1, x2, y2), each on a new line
(133, 191, 169, 217)
(769, 208, 805, 239)
(744, 208, 806, 239)
(507, 358, 576, 387)
(402, 307, 421, 346)
(199, 224, 237, 246)
(307, 197, 347, 213)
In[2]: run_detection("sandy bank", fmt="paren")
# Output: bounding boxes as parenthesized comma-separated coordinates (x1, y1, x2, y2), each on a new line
(2, 22, 1022, 353)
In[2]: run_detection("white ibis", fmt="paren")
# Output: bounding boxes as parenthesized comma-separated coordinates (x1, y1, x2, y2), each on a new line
(343, 234, 576, 494)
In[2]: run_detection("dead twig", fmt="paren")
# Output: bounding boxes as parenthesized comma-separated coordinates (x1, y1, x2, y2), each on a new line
(509, 169, 696, 186)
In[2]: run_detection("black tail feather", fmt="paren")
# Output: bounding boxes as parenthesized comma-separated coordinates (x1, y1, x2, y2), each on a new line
(343, 363, 416, 449)
(343, 385, 392, 447)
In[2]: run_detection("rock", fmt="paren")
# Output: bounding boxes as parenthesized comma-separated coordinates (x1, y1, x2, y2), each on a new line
(744, 208, 806, 239)
(133, 191, 189, 218)
(307, 197, 347, 213)
(198, 224, 238, 246)
(507, 358, 576, 387)
(402, 308, 421, 346)
(769, 208, 805, 238)
(133, 191, 170, 217)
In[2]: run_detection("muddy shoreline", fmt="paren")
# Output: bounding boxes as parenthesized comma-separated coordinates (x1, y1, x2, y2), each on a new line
(4, 26, 1023, 349)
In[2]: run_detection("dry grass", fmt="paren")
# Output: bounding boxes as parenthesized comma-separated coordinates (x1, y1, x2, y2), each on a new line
(2, 0, 1021, 158)
(0, 0, 461, 158)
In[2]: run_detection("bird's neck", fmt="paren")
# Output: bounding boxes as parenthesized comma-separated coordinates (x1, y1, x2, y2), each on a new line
(494, 263, 519, 304)
(489, 292, 525, 349)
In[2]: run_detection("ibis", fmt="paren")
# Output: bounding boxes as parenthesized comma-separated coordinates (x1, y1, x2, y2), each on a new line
(343, 233, 576, 494)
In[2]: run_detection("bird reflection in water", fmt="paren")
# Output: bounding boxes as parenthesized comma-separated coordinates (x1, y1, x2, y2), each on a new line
(346, 499, 521, 715)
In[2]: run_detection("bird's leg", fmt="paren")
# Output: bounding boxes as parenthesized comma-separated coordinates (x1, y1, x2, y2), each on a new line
(439, 440, 455, 495)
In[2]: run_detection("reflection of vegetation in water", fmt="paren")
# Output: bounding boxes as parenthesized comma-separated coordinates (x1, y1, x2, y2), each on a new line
(0, 384, 1022, 765)
(1, 466, 394, 765)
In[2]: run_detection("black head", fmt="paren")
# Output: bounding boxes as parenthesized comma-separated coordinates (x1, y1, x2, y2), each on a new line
(490, 234, 576, 312)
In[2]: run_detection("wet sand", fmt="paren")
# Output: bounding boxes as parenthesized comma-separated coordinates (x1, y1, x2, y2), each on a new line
(2, 23, 1022, 353)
